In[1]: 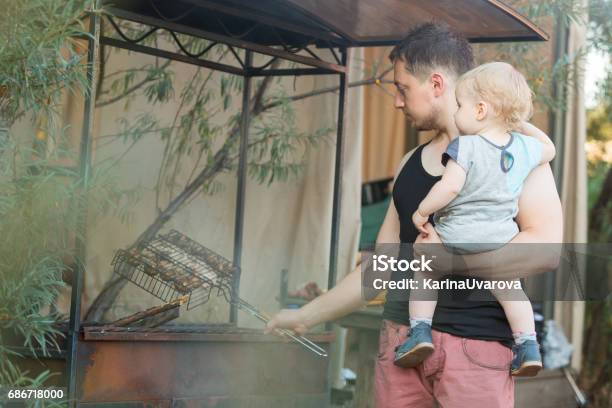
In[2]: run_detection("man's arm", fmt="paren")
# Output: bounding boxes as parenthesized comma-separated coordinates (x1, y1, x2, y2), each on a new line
(275, 199, 400, 334)
(512, 164, 563, 244)
(419, 164, 563, 280)
(265, 148, 414, 334)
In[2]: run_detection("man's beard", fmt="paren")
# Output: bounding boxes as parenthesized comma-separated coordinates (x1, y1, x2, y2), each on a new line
(408, 106, 439, 131)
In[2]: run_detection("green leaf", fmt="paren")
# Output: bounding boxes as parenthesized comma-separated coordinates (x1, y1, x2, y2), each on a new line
(223, 94, 231, 111)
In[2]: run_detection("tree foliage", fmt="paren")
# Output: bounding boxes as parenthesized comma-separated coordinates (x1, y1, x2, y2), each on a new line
(0, 0, 92, 129)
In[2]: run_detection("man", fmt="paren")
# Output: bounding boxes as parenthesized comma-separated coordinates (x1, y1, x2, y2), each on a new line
(266, 23, 562, 407)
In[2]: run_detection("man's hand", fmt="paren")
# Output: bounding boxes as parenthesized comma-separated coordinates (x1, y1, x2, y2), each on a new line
(414, 223, 453, 275)
(265, 308, 310, 336)
(412, 210, 429, 234)
(415, 223, 441, 243)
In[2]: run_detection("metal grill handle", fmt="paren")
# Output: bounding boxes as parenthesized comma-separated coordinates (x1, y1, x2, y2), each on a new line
(234, 299, 328, 357)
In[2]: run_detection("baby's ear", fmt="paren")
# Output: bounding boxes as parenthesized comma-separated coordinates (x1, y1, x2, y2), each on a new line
(476, 101, 488, 120)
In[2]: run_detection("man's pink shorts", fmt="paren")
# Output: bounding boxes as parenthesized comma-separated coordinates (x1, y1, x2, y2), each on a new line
(375, 320, 515, 408)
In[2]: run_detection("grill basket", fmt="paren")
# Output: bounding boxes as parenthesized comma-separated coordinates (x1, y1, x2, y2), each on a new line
(112, 230, 236, 309)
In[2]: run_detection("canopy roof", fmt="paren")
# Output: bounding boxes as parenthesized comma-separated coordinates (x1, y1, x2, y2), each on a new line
(105, 0, 548, 48)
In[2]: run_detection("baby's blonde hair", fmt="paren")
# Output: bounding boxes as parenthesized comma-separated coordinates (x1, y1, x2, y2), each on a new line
(456, 61, 533, 129)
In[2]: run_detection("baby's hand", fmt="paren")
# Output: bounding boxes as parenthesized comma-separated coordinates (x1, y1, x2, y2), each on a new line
(412, 210, 429, 234)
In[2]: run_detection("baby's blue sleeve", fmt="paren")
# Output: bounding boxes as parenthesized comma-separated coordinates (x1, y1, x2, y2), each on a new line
(521, 135, 543, 170)
(442, 137, 470, 172)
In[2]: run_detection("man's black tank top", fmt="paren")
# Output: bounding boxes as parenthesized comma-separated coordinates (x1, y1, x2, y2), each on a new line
(381, 142, 513, 347)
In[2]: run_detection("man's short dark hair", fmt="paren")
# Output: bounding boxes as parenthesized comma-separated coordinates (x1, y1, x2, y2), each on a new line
(389, 22, 474, 79)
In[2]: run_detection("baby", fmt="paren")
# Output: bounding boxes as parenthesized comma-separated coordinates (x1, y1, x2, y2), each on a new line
(393, 62, 555, 376)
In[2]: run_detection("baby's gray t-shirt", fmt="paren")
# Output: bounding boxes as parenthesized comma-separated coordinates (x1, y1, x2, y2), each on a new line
(433, 132, 542, 254)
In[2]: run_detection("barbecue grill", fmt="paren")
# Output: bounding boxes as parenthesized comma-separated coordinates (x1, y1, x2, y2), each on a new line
(14, 227, 333, 405)
(5, 321, 334, 407)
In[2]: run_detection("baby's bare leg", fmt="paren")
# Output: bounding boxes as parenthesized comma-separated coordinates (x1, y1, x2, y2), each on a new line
(490, 281, 536, 336)
(408, 269, 437, 324)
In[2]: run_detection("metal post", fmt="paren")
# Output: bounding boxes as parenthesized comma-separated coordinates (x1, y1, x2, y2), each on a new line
(327, 48, 349, 292)
(549, 11, 568, 195)
(544, 11, 568, 321)
(230, 50, 252, 323)
(67, 6, 100, 407)
(325, 48, 349, 396)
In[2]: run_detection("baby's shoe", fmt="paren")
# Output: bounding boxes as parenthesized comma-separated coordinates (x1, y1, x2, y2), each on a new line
(393, 322, 434, 368)
(511, 339, 542, 377)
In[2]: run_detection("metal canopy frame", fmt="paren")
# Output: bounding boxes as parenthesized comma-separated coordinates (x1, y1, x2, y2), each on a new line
(66, 1, 549, 406)
(67, 2, 350, 406)
(103, 6, 347, 76)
